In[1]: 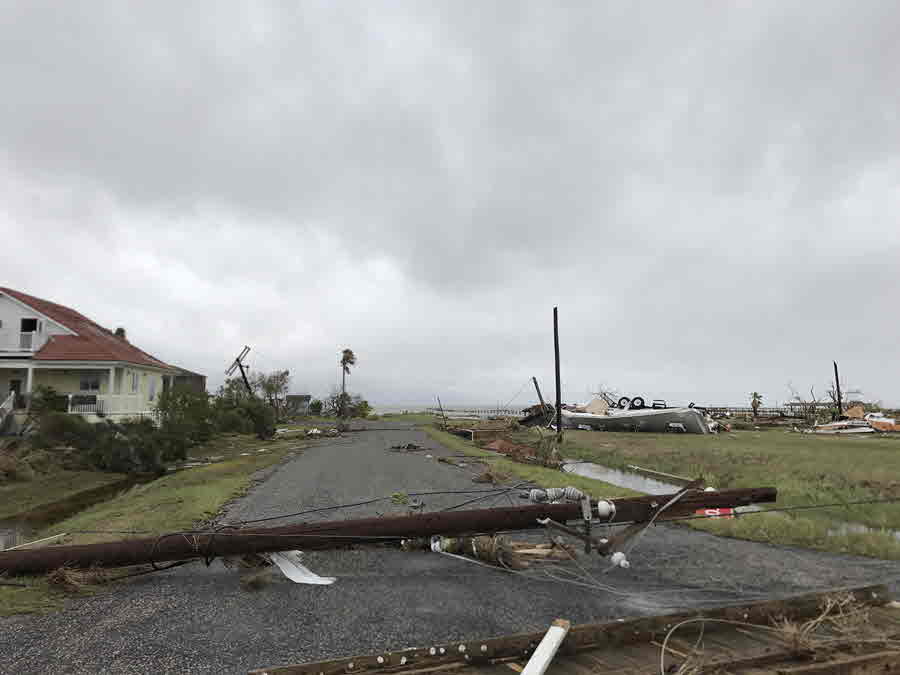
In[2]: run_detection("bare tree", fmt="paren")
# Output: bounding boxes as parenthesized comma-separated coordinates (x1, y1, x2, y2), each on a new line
(787, 383, 826, 425)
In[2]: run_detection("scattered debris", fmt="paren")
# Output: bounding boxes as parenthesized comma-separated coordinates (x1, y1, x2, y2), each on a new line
(472, 467, 510, 484)
(484, 437, 561, 468)
(267, 550, 335, 585)
(46, 565, 111, 592)
(389, 443, 427, 452)
(401, 535, 575, 569)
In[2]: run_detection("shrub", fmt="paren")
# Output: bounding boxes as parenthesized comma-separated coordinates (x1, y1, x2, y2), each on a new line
(0, 453, 32, 481)
(87, 419, 164, 474)
(240, 399, 276, 439)
(215, 409, 253, 434)
(31, 412, 97, 451)
(308, 399, 323, 416)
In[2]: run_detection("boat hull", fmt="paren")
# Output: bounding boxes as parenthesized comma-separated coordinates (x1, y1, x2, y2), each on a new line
(561, 407, 710, 434)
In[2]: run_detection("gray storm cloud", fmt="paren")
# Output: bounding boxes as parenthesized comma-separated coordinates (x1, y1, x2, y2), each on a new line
(2, 1, 898, 407)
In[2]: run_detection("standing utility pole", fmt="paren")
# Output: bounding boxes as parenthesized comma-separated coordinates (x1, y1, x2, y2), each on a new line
(553, 307, 562, 443)
(226, 346, 253, 396)
(833, 361, 843, 416)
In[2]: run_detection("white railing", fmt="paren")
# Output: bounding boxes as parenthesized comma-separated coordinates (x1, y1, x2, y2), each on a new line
(61, 393, 148, 416)
(95, 394, 148, 415)
(0, 332, 47, 352)
(0, 391, 14, 423)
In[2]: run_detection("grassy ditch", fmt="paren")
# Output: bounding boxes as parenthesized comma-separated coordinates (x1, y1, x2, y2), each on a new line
(0, 471, 127, 521)
(0, 434, 304, 616)
(507, 427, 900, 560)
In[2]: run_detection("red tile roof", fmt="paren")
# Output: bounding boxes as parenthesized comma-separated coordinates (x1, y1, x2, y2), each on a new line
(1, 287, 175, 370)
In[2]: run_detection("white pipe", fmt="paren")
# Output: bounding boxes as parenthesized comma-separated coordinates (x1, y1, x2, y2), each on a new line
(520, 619, 570, 675)
(6, 532, 69, 551)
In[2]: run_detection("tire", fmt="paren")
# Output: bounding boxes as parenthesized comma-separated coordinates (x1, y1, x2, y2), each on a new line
(631, 396, 645, 409)
(617, 396, 631, 409)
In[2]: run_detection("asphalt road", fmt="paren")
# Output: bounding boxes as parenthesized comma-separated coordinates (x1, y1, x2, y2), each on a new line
(2, 422, 899, 674)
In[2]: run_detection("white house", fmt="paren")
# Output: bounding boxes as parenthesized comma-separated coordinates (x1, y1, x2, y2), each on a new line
(0, 287, 183, 431)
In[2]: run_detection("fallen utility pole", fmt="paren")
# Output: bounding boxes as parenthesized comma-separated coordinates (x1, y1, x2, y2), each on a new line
(0, 487, 776, 575)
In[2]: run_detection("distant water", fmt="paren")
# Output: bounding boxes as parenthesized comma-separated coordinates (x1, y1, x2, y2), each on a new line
(372, 405, 430, 415)
(372, 404, 521, 416)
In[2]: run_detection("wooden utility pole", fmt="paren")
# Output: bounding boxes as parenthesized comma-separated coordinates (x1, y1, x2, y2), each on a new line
(833, 361, 843, 416)
(532, 377, 548, 414)
(0, 487, 777, 575)
(553, 307, 562, 443)
(436, 396, 448, 428)
(226, 346, 253, 396)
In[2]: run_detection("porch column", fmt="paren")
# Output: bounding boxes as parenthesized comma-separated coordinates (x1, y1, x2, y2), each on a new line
(109, 367, 116, 395)
(25, 366, 33, 410)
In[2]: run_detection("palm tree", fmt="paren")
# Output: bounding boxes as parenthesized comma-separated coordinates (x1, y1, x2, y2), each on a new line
(340, 348, 356, 417)
(750, 392, 763, 418)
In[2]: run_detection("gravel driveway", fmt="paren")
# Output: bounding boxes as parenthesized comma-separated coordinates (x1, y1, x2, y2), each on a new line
(2, 422, 898, 674)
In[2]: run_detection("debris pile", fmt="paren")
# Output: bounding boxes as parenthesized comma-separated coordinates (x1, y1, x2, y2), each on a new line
(305, 427, 341, 437)
(389, 443, 426, 451)
(400, 535, 575, 569)
(812, 412, 899, 434)
(484, 438, 561, 468)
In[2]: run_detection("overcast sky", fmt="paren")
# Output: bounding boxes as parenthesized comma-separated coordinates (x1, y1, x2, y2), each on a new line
(2, 1, 898, 408)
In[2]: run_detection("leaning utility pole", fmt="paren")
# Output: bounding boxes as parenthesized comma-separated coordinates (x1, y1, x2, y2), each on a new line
(553, 307, 562, 443)
(226, 346, 253, 396)
(0, 487, 777, 575)
(532, 376, 549, 418)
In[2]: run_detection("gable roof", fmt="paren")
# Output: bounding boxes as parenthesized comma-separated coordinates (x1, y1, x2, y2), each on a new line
(0, 287, 175, 370)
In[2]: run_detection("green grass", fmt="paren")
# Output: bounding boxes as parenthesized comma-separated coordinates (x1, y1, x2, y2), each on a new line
(0, 471, 127, 521)
(0, 434, 305, 616)
(506, 427, 900, 560)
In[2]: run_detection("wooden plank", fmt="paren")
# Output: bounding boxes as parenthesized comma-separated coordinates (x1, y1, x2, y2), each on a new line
(250, 585, 890, 675)
(774, 650, 900, 674)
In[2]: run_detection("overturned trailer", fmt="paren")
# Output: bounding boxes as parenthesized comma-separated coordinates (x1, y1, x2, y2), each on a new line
(560, 406, 712, 434)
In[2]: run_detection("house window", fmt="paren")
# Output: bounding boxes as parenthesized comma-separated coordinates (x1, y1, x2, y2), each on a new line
(21, 318, 37, 333)
(149, 378, 157, 402)
(131, 372, 139, 393)
(80, 375, 101, 391)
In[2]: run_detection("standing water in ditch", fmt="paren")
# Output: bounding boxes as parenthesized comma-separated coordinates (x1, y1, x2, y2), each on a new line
(561, 461, 680, 494)
(0, 474, 154, 551)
